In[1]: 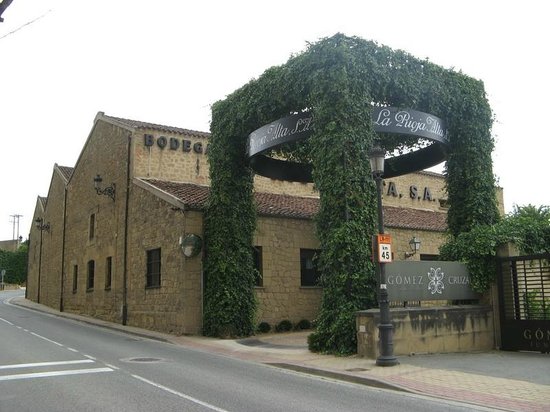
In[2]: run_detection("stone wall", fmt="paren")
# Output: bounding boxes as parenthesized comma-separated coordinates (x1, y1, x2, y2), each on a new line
(61, 119, 128, 322)
(357, 306, 495, 358)
(125, 184, 203, 335)
(34, 168, 67, 309)
(253, 216, 322, 326)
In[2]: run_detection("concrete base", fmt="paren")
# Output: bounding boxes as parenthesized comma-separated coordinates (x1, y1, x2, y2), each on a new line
(357, 305, 495, 358)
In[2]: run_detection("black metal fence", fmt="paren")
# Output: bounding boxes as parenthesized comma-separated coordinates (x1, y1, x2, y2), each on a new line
(497, 253, 550, 352)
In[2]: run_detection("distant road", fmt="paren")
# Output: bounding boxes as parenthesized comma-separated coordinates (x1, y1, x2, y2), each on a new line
(0, 290, 479, 412)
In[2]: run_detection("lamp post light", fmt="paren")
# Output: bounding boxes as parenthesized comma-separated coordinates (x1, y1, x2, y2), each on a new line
(93, 174, 116, 201)
(34, 217, 50, 304)
(368, 144, 398, 367)
(405, 236, 422, 258)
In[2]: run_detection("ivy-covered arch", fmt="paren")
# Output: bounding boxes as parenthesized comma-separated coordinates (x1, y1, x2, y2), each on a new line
(204, 34, 499, 354)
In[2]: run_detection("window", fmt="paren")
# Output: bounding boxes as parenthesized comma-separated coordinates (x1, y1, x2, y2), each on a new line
(300, 249, 321, 287)
(105, 256, 112, 290)
(72, 265, 78, 293)
(253, 246, 263, 287)
(146, 248, 161, 288)
(87, 260, 95, 290)
(89, 214, 95, 240)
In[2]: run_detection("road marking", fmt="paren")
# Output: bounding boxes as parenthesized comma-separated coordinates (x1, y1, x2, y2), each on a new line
(0, 316, 14, 325)
(0, 367, 113, 381)
(131, 374, 230, 412)
(0, 359, 94, 370)
(29, 332, 64, 347)
(83, 354, 96, 360)
(67, 347, 79, 353)
(104, 363, 120, 370)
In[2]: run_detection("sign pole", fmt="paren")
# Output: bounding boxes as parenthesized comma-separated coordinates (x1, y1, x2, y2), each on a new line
(374, 174, 398, 366)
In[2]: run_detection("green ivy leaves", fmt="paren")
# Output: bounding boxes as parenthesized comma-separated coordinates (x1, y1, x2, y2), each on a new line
(205, 33, 497, 354)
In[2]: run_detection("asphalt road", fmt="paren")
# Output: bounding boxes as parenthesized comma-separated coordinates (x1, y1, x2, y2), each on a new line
(1, 290, 485, 412)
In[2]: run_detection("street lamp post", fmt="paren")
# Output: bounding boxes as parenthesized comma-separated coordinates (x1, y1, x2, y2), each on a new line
(369, 144, 398, 367)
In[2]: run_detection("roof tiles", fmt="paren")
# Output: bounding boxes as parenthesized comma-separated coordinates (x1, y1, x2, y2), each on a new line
(143, 179, 447, 232)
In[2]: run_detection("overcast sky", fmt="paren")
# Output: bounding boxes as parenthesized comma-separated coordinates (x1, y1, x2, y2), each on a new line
(1, 0, 548, 240)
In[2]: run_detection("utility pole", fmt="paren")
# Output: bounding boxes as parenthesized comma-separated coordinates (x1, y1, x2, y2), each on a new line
(9, 214, 22, 241)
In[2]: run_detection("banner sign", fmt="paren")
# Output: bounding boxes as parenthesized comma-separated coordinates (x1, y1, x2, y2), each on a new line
(372, 107, 448, 143)
(385, 261, 478, 301)
(247, 112, 313, 157)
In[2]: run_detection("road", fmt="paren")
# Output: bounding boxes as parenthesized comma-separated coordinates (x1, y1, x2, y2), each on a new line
(1, 290, 483, 412)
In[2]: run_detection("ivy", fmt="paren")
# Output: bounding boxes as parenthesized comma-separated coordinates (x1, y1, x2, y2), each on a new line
(440, 204, 550, 292)
(205, 34, 496, 353)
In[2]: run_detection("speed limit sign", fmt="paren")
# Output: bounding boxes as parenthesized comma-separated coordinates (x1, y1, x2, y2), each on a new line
(377, 234, 392, 263)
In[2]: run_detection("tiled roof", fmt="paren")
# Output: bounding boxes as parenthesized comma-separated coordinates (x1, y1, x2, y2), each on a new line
(143, 179, 447, 232)
(99, 112, 210, 139)
(55, 165, 74, 181)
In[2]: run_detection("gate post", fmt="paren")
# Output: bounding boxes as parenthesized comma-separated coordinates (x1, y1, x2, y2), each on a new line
(494, 242, 519, 349)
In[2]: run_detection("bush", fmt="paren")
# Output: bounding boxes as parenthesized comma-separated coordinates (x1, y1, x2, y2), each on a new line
(257, 322, 271, 333)
(275, 319, 293, 332)
(294, 319, 311, 330)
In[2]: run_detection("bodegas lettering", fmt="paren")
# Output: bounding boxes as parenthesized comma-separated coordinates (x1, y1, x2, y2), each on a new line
(144, 134, 208, 154)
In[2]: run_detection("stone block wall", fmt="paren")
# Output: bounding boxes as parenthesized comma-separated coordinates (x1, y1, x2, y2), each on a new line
(253, 216, 322, 327)
(125, 184, 203, 335)
(35, 169, 67, 309)
(357, 306, 495, 358)
(61, 119, 129, 322)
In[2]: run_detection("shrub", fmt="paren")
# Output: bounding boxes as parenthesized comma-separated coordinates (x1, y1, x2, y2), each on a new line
(294, 319, 311, 330)
(257, 322, 271, 333)
(275, 319, 293, 332)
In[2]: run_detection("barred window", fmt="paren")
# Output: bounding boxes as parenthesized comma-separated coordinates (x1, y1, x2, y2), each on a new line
(87, 260, 95, 290)
(253, 246, 263, 287)
(72, 265, 78, 293)
(300, 249, 321, 287)
(105, 256, 112, 290)
(146, 248, 161, 288)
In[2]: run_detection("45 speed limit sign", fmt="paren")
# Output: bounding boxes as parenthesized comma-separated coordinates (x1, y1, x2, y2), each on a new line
(377, 234, 392, 263)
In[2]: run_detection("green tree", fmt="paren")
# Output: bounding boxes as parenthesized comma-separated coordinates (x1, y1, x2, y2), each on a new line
(440, 204, 550, 292)
(0, 242, 28, 285)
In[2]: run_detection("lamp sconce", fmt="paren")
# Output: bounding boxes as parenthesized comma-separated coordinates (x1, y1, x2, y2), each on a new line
(93, 174, 116, 201)
(405, 236, 421, 258)
(34, 217, 50, 232)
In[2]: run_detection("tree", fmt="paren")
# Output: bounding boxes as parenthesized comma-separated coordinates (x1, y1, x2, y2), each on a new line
(0, 242, 28, 284)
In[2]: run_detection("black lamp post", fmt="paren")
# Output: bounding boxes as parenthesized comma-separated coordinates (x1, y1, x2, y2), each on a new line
(369, 144, 398, 367)
(34, 217, 50, 304)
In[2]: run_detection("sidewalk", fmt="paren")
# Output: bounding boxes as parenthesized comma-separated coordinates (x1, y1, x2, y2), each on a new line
(10, 295, 550, 412)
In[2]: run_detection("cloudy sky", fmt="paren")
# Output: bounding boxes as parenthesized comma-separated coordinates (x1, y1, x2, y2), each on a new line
(1, 0, 548, 240)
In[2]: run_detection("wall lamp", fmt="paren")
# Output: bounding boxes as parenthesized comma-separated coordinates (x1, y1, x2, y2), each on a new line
(34, 217, 50, 232)
(405, 236, 421, 258)
(93, 174, 116, 201)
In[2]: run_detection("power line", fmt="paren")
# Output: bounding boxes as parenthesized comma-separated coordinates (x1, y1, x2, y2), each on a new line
(0, 8, 51, 40)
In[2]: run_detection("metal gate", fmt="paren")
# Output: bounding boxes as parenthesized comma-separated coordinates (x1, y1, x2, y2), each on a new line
(497, 253, 550, 353)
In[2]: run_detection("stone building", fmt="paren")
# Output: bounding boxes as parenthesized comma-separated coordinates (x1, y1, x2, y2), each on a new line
(26, 112, 504, 335)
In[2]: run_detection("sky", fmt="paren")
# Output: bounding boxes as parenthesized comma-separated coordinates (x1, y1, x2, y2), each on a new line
(1, 0, 548, 240)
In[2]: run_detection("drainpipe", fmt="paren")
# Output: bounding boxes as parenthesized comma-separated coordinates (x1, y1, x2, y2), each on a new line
(37, 228, 43, 303)
(59, 187, 68, 312)
(122, 134, 131, 325)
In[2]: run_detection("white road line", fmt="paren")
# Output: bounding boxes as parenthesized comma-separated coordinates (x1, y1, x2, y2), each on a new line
(0, 316, 14, 325)
(104, 363, 120, 370)
(67, 347, 79, 353)
(29, 332, 64, 347)
(0, 359, 94, 370)
(0, 367, 113, 381)
(131, 374, 230, 412)
(83, 354, 96, 360)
